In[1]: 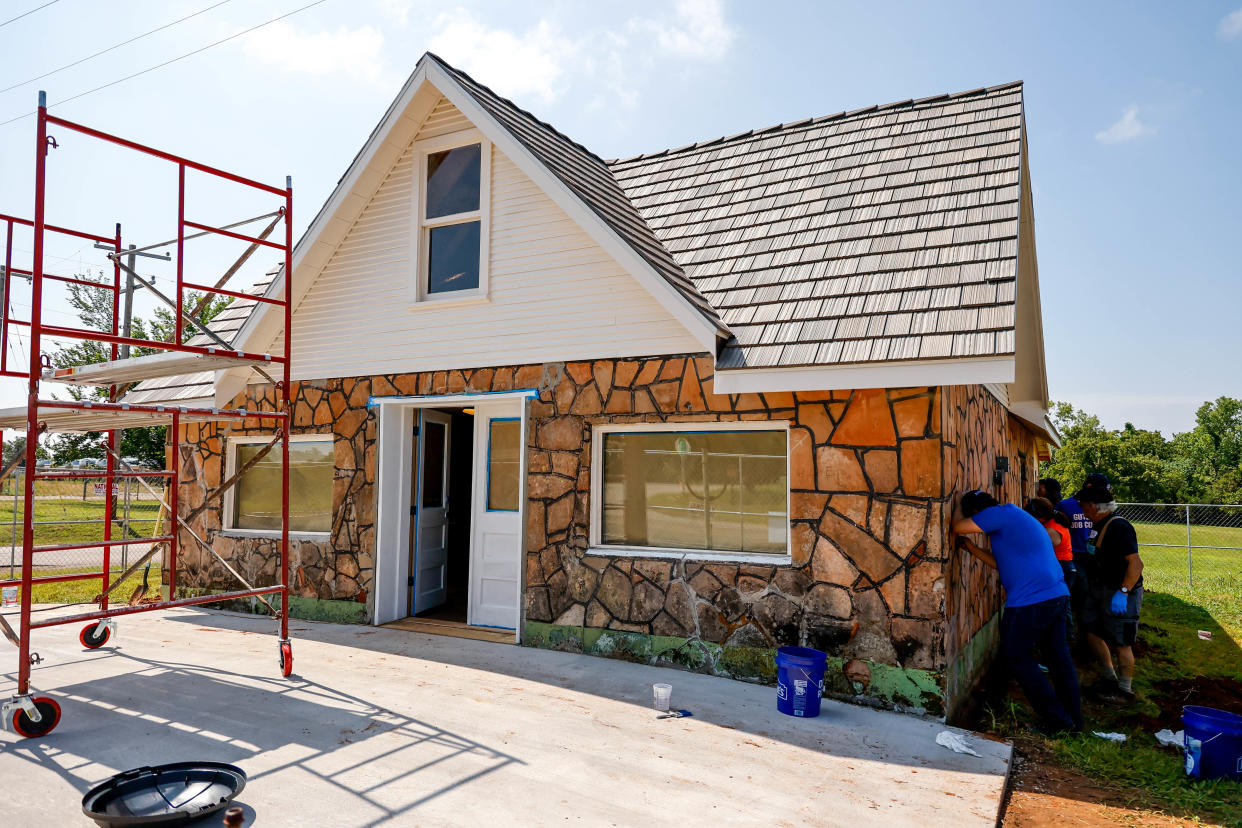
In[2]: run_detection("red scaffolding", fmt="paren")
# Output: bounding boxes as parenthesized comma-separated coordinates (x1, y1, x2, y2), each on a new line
(0, 93, 294, 738)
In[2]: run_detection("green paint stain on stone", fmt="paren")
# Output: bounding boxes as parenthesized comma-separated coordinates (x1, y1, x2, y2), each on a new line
(523, 622, 943, 713)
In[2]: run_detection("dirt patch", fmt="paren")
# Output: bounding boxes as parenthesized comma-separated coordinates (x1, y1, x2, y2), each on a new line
(1133, 676, 1242, 732)
(1002, 737, 1223, 828)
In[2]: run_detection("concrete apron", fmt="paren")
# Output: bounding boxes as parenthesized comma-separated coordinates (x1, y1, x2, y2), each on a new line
(0, 608, 1011, 827)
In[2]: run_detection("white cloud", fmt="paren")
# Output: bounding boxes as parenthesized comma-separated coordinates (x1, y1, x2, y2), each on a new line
(428, 9, 575, 104)
(242, 22, 387, 83)
(1218, 7, 1242, 39)
(1094, 106, 1152, 145)
(377, 0, 413, 27)
(633, 0, 737, 61)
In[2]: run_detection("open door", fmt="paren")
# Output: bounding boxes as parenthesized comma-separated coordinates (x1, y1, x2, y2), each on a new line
(412, 409, 451, 614)
(468, 406, 522, 629)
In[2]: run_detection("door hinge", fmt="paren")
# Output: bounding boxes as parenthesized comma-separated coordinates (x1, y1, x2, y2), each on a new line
(412, 426, 419, 437)
(410, 505, 417, 516)
(407, 575, 415, 586)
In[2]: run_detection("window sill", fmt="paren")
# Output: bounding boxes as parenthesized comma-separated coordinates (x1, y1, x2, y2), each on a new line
(218, 530, 331, 542)
(408, 293, 490, 311)
(586, 546, 791, 566)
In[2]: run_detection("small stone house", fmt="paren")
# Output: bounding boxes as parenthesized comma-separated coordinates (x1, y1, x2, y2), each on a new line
(135, 53, 1057, 720)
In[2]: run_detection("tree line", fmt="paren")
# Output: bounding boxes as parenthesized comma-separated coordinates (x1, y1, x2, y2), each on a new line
(1040, 398, 1242, 505)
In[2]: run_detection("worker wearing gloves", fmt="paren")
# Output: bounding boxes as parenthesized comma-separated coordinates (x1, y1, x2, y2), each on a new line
(1077, 484, 1145, 704)
(954, 489, 1082, 734)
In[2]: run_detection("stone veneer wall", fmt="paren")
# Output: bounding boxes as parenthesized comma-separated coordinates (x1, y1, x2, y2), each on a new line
(177, 359, 1037, 714)
(939, 384, 1040, 719)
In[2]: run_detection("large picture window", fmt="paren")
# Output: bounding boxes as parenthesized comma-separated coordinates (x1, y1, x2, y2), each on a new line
(596, 427, 788, 556)
(415, 136, 489, 300)
(227, 438, 333, 533)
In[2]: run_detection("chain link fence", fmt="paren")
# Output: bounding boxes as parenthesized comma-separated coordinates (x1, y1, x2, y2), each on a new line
(1115, 503, 1242, 596)
(0, 467, 166, 586)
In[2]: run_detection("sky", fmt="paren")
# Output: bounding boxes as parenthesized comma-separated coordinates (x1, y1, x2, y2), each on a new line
(0, 0, 1239, 436)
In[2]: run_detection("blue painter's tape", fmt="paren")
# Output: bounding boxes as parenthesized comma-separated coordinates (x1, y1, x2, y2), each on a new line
(367, 387, 539, 408)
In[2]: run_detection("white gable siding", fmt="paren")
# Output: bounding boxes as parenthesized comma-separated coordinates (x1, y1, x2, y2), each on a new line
(283, 105, 701, 380)
(415, 96, 471, 140)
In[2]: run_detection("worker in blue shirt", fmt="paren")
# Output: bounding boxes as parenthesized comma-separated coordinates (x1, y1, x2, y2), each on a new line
(954, 489, 1082, 733)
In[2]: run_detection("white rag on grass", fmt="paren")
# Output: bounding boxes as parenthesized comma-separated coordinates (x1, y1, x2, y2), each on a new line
(1092, 731, 1127, 742)
(935, 730, 981, 757)
(1154, 729, 1184, 748)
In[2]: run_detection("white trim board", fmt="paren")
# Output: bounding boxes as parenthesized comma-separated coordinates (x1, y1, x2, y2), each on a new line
(712, 355, 1016, 394)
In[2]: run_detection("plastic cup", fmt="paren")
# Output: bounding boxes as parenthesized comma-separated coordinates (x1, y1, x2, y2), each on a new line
(652, 683, 672, 712)
(1, 586, 16, 608)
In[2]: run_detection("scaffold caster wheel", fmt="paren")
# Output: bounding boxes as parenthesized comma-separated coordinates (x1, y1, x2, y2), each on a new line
(79, 622, 111, 649)
(279, 640, 293, 677)
(10, 697, 61, 739)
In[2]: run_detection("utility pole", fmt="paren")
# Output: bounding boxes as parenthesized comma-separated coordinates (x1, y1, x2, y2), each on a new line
(93, 237, 170, 359)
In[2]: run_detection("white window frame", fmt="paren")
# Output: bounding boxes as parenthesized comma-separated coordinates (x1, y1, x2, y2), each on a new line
(221, 434, 334, 539)
(588, 421, 792, 565)
(408, 128, 491, 307)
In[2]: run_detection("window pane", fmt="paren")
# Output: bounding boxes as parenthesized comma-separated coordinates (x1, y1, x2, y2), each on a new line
(601, 431, 787, 555)
(234, 440, 333, 532)
(427, 221, 480, 293)
(487, 419, 521, 511)
(421, 421, 446, 507)
(426, 144, 480, 219)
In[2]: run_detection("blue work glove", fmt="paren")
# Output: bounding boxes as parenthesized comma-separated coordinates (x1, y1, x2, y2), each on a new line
(1110, 590, 1128, 615)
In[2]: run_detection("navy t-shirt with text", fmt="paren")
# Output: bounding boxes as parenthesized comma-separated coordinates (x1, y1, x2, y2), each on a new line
(972, 503, 1071, 608)
(1057, 496, 1091, 555)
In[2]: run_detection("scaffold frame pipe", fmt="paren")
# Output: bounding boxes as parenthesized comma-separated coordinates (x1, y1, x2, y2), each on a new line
(2, 90, 295, 716)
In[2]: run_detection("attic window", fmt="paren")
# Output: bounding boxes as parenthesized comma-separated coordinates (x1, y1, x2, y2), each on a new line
(414, 135, 490, 301)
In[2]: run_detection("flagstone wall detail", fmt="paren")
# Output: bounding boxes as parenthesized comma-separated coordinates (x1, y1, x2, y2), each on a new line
(175, 357, 1039, 711)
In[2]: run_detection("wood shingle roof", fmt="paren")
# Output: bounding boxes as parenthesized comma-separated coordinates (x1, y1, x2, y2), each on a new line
(607, 81, 1025, 370)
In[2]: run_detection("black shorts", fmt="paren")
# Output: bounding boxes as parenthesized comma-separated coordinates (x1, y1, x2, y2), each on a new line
(1082, 586, 1143, 647)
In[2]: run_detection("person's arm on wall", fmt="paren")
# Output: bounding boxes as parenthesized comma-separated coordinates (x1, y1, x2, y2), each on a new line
(956, 534, 997, 569)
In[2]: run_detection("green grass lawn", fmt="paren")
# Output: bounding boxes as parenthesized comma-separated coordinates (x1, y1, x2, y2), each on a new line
(22, 566, 160, 606)
(1131, 520, 1242, 637)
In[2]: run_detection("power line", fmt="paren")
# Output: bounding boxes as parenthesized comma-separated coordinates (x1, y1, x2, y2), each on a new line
(0, 0, 329, 128)
(0, 1, 59, 29)
(1, 1, 235, 96)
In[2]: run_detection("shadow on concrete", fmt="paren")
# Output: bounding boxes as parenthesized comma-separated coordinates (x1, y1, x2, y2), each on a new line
(2, 645, 521, 827)
(146, 608, 1009, 777)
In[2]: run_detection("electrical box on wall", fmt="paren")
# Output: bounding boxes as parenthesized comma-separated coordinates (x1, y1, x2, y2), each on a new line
(993, 456, 1010, 487)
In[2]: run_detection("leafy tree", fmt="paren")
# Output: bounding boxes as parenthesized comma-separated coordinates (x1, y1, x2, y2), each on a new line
(2, 436, 49, 466)
(1041, 398, 1242, 505)
(1167, 398, 1242, 504)
(45, 272, 230, 468)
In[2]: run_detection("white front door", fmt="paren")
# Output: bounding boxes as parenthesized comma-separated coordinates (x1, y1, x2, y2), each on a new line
(412, 410, 451, 614)
(468, 406, 523, 629)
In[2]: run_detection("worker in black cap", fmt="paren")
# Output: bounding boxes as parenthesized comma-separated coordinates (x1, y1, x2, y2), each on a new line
(1077, 481, 1144, 703)
(1056, 473, 1111, 651)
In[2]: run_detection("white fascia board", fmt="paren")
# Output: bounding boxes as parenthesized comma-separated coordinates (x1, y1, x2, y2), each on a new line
(713, 355, 1016, 394)
(1009, 399, 1062, 448)
(422, 61, 722, 353)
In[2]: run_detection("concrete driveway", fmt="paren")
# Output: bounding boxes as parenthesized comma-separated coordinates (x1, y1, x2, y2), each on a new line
(0, 608, 1011, 826)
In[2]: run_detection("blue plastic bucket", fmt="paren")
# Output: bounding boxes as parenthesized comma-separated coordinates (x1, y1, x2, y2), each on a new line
(776, 646, 827, 718)
(1183, 705, 1242, 781)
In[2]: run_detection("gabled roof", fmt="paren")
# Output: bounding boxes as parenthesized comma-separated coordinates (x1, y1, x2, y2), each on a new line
(608, 82, 1025, 371)
(128, 57, 1042, 405)
(426, 54, 725, 333)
